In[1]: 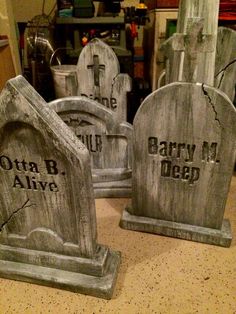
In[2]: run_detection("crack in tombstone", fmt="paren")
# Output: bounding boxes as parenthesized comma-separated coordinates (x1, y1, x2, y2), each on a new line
(215, 58, 236, 77)
(201, 83, 221, 128)
(215, 58, 236, 89)
(216, 71, 225, 90)
(110, 73, 120, 99)
(0, 199, 35, 232)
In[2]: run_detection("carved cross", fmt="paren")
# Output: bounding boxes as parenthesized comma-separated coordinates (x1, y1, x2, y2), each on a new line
(87, 55, 105, 87)
(172, 18, 214, 53)
(162, 18, 215, 83)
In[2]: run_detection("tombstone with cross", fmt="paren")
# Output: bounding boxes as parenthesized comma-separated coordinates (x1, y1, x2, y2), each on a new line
(76, 38, 132, 122)
(161, 0, 219, 86)
(87, 55, 105, 87)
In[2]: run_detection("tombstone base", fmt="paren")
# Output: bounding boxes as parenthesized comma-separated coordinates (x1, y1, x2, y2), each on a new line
(93, 178, 132, 198)
(0, 248, 121, 299)
(120, 208, 232, 247)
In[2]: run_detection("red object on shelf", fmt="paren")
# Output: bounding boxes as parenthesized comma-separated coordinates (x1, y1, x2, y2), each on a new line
(145, 0, 236, 21)
(144, 0, 179, 9)
(220, 0, 236, 10)
(219, 12, 236, 20)
(130, 22, 138, 39)
(145, 0, 236, 11)
(134, 47, 145, 78)
(219, 0, 236, 21)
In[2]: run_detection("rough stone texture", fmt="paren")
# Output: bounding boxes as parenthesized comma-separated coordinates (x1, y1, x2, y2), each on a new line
(0, 76, 120, 299)
(161, 0, 219, 86)
(76, 38, 132, 122)
(120, 82, 236, 246)
(214, 27, 236, 103)
(49, 96, 133, 198)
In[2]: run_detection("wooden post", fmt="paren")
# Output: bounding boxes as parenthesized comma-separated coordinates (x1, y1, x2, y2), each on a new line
(0, 0, 21, 75)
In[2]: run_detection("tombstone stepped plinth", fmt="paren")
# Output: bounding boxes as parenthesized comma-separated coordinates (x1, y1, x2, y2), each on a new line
(120, 82, 236, 247)
(0, 76, 120, 299)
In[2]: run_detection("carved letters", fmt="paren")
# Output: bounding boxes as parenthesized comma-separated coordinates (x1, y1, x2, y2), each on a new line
(148, 137, 220, 184)
(0, 155, 61, 192)
(81, 94, 117, 110)
(77, 135, 102, 153)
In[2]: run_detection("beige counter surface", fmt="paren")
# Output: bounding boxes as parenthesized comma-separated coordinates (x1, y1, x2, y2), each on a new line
(0, 174, 235, 314)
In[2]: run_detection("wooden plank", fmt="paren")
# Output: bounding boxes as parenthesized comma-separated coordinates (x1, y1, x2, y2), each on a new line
(144, 9, 178, 90)
(0, 44, 16, 91)
(0, 0, 21, 75)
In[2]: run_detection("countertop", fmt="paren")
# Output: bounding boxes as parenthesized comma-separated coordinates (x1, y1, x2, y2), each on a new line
(0, 173, 235, 314)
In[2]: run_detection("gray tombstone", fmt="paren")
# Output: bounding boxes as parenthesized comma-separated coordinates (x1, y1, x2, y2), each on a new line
(49, 96, 133, 198)
(0, 76, 120, 299)
(215, 27, 236, 102)
(76, 38, 132, 122)
(161, 0, 219, 86)
(120, 82, 236, 247)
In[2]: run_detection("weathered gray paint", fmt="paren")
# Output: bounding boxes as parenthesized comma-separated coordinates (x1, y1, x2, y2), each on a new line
(0, 76, 120, 299)
(215, 27, 236, 102)
(121, 209, 232, 247)
(0, 249, 120, 299)
(120, 82, 236, 247)
(161, 0, 219, 85)
(77, 38, 132, 122)
(49, 96, 133, 198)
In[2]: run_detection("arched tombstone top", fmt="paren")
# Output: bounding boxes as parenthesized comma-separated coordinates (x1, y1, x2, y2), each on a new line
(49, 96, 116, 131)
(123, 82, 236, 247)
(77, 38, 120, 81)
(76, 38, 132, 122)
(49, 96, 133, 134)
(134, 82, 236, 134)
(77, 38, 120, 91)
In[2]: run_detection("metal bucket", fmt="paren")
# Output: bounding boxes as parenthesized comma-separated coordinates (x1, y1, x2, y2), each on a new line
(50, 64, 78, 98)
